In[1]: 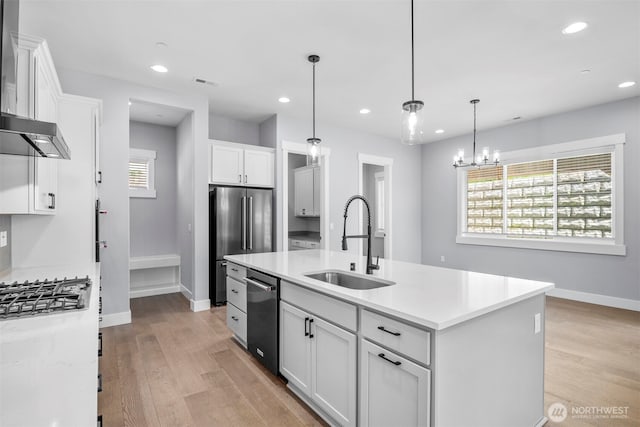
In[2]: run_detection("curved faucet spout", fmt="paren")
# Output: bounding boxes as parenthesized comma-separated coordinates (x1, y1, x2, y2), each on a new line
(341, 195, 379, 274)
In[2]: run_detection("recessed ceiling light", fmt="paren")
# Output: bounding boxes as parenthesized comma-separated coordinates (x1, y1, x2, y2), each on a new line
(128, 101, 132, 106)
(359, 108, 371, 115)
(155, 41, 168, 49)
(618, 81, 636, 88)
(580, 69, 591, 74)
(278, 97, 290, 103)
(150, 64, 168, 73)
(435, 129, 444, 134)
(562, 22, 587, 34)
(512, 116, 522, 120)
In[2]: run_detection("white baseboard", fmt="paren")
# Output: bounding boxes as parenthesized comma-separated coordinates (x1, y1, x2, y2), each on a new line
(547, 288, 640, 311)
(180, 284, 193, 300)
(129, 283, 180, 299)
(190, 298, 211, 312)
(99, 310, 131, 328)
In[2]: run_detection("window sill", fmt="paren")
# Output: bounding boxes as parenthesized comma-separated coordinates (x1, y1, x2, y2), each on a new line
(129, 189, 156, 199)
(456, 234, 626, 256)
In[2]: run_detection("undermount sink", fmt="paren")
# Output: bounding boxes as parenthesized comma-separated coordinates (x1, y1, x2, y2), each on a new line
(304, 270, 394, 290)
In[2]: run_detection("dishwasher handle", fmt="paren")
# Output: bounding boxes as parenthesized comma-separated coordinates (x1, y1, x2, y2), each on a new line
(245, 277, 274, 292)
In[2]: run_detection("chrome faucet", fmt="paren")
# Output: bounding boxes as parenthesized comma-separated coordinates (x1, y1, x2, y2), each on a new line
(341, 195, 380, 275)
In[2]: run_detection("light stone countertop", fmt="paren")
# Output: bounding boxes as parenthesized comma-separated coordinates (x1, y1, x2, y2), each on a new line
(225, 250, 554, 330)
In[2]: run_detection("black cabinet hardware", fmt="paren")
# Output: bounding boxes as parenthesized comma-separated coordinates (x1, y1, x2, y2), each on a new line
(231, 316, 238, 321)
(304, 317, 309, 336)
(97, 171, 102, 183)
(47, 193, 55, 209)
(98, 332, 102, 357)
(231, 289, 239, 294)
(309, 318, 314, 338)
(97, 415, 103, 427)
(97, 373, 102, 392)
(378, 326, 401, 336)
(378, 353, 401, 366)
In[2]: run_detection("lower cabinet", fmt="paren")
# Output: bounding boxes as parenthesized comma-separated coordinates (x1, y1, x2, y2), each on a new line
(280, 301, 357, 427)
(360, 339, 431, 427)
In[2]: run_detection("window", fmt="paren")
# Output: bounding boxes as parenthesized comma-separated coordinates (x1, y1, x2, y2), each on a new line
(457, 134, 625, 255)
(374, 171, 385, 237)
(129, 148, 156, 198)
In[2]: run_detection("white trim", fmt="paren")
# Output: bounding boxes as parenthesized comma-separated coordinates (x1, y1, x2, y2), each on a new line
(180, 284, 193, 300)
(280, 140, 331, 251)
(547, 288, 640, 312)
(129, 284, 181, 299)
(457, 235, 626, 256)
(190, 298, 211, 312)
(209, 138, 275, 153)
(358, 153, 393, 260)
(129, 148, 157, 198)
(129, 254, 180, 270)
(99, 310, 132, 328)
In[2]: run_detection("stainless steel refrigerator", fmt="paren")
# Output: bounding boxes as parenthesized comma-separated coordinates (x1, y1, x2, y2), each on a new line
(209, 186, 273, 305)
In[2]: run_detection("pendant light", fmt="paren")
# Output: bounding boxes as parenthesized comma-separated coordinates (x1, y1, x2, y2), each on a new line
(401, 0, 425, 145)
(307, 54, 321, 166)
(453, 99, 500, 168)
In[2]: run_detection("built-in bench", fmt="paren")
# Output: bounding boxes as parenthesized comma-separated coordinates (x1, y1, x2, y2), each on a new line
(129, 254, 181, 299)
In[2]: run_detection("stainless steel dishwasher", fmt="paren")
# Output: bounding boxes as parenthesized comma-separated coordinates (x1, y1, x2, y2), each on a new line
(245, 269, 279, 375)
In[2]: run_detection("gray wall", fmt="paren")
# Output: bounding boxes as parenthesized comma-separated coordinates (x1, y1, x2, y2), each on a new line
(421, 96, 640, 301)
(275, 114, 423, 263)
(0, 215, 10, 271)
(209, 113, 259, 145)
(259, 115, 277, 148)
(58, 68, 209, 317)
(177, 114, 195, 295)
(362, 163, 384, 258)
(129, 121, 177, 257)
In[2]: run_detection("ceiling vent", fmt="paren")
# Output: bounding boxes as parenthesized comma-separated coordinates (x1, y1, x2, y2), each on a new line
(193, 77, 218, 87)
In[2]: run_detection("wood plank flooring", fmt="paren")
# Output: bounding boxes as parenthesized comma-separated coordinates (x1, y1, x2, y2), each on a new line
(99, 294, 639, 426)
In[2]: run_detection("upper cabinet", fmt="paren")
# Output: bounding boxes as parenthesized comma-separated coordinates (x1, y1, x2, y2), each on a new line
(209, 140, 274, 188)
(294, 165, 320, 217)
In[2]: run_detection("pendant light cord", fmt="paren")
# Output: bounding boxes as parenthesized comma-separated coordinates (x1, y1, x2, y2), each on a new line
(472, 101, 477, 160)
(411, 0, 415, 100)
(312, 61, 316, 139)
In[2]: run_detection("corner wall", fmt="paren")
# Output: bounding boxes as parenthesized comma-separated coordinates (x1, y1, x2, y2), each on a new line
(420, 96, 640, 303)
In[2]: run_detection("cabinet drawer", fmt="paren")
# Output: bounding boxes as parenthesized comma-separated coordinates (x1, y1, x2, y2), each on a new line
(226, 276, 247, 312)
(227, 303, 247, 345)
(361, 309, 430, 365)
(281, 281, 357, 331)
(227, 263, 246, 282)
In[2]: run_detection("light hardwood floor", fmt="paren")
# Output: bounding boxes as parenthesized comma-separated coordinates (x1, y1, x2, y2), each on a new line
(99, 294, 639, 427)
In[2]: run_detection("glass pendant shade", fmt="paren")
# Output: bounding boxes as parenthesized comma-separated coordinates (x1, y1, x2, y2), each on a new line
(401, 100, 426, 145)
(307, 137, 320, 166)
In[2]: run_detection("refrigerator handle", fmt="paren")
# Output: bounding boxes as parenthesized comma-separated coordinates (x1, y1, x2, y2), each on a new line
(248, 197, 253, 251)
(241, 196, 247, 250)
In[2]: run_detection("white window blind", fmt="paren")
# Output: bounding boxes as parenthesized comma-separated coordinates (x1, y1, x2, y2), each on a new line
(128, 160, 149, 189)
(129, 148, 156, 198)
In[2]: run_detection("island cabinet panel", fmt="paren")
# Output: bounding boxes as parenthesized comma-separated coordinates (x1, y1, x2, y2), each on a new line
(361, 309, 431, 365)
(360, 339, 431, 427)
(280, 301, 312, 395)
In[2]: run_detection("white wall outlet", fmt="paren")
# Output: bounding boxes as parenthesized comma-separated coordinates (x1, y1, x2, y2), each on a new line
(0, 230, 7, 248)
(330, 222, 334, 230)
(440, 255, 445, 263)
(534, 313, 541, 334)
(187, 223, 192, 232)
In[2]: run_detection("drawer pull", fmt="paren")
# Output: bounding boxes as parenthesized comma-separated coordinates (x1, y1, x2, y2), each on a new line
(231, 316, 239, 321)
(98, 373, 103, 392)
(98, 332, 103, 357)
(378, 326, 401, 336)
(378, 353, 401, 366)
(304, 317, 310, 336)
(231, 289, 239, 294)
(231, 268, 239, 272)
(309, 318, 314, 339)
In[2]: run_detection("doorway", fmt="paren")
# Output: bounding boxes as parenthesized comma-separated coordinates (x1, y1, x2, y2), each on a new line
(358, 154, 393, 260)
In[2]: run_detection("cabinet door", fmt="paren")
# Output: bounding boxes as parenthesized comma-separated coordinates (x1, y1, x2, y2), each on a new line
(280, 301, 311, 395)
(310, 316, 357, 427)
(210, 144, 244, 184)
(0, 155, 30, 214)
(34, 54, 57, 123)
(244, 149, 274, 187)
(360, 339, 431, 427)
(32, 157, 57, 214)
(294, 167, 314, 216)
(312, 166, 321, 216)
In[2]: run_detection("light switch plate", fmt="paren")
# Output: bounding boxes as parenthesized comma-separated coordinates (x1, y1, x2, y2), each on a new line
(534, 313, 541, 334)
(0, 230, 7, 248)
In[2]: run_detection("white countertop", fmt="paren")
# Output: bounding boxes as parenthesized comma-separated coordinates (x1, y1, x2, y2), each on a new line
(225, 250, 554, 330)
(0, 263, 101, 427)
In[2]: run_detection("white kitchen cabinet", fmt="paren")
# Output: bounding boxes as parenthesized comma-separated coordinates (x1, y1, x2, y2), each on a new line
(360, 339, 431, 427)
(294, 165, 320, 217)
(32, 157, 58, 213)
(209, 140, 274, 187)
(34, 50, 58, 123)
(226, 262, 248, 347)
(280, 300, 356, 426)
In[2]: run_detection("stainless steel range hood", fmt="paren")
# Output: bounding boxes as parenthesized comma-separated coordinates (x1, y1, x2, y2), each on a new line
(0, 0, 69, 159)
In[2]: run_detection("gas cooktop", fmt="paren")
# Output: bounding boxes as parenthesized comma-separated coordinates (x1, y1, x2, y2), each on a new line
(0, 277, 92, 319)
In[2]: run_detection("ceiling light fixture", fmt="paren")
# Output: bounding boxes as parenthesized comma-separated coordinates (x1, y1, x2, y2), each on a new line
(359, 108, 371, 115)
(618, 81, 636, 88)
(562, 22, 587, 34)
(453, 99, 499, 168)
(155, 42, 168, 48)
(401, 0, 425, 145)
(150, 64, 168, 73)
(435, 129, 444, 134)
(306, 54, 321, 166)
(278, 97, 290, 103)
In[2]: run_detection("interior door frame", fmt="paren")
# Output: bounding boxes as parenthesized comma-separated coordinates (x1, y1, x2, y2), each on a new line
(358, 153, 393, 260)
(281, 140, 331, 250)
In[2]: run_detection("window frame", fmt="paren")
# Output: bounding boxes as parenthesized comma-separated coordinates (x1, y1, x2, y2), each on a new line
(374, 171, 385, 238)
(129, 148, 157, 198)
(456, 133, 626, 256)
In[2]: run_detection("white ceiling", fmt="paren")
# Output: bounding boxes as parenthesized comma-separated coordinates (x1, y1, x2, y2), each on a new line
(129, 99, 190, 127)
(20, 0, 640, 142)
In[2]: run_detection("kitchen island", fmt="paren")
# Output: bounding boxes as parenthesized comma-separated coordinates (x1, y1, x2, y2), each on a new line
(226, 249, 554, 427)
